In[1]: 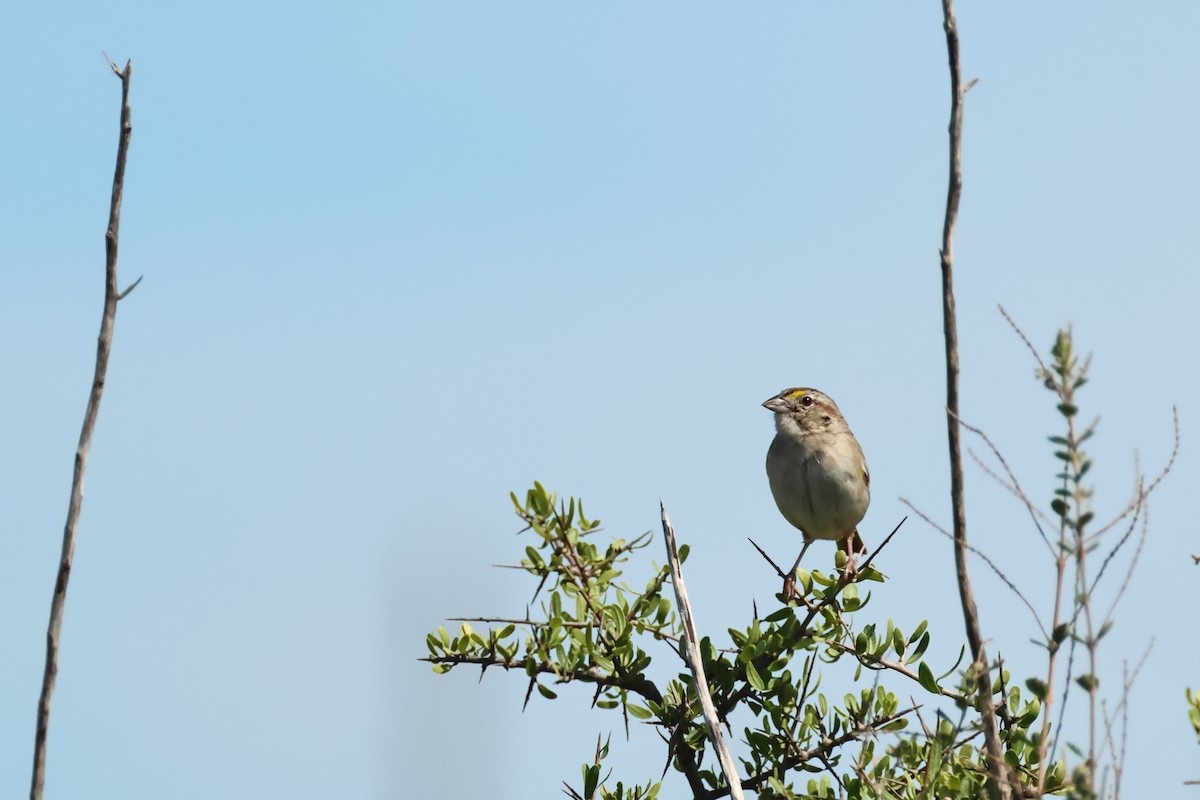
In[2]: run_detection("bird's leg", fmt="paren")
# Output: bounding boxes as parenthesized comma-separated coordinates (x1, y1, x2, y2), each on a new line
(782, 540, 812, 601)
(838, 529, 867, 576)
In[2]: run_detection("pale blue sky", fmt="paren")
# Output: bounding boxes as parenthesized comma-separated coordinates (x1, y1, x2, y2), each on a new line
(2, 2, 1197, 798)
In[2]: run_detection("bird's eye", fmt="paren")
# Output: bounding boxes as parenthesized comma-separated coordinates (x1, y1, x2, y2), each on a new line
(800, 395, 814, 407)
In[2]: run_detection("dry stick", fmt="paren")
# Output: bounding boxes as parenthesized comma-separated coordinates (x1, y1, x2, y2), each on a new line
(30, 58, 140, 800)
(899, 498, 1046, 637)
(660, 503, 746, 800)
(935, 5, 1011, 799)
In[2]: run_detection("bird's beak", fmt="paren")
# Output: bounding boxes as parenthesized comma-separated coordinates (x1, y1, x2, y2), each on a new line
(762, 397, 789, 413)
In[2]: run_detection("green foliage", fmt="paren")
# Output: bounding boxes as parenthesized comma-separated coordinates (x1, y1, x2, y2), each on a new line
(423, 482, 671, 718)
(422, 482, 1058, 798)
(419, 324, 1180, 798)
(1188, 688, 1200, 743)
(1041, 327, 1096, 538)
(567, 736, 662, 800)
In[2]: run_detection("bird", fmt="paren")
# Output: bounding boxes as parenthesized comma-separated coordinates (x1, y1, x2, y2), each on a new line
(763, 387, 870, 600)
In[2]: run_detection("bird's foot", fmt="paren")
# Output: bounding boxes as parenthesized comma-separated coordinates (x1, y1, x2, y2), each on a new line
(837, 530, 866, 579)
(782, 572, 800, 602)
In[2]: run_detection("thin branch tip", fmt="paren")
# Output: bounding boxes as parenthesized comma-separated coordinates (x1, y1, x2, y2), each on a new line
(103, 53, 131, 76)
(118, 275, 143, 300)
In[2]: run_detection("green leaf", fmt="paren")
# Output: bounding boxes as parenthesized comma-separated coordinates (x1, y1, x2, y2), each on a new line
(937, 717, 955, 740)
(678, 543, 690, 562)
(536, 682, 558, 699)
(797, 568, 813, 594)
(583, 763, 600, 798)
(1020, 697, 1041, 725)
(1025, 677, 1048, 701)
(918, 661, 940, 694)
(745, 659, 766, 691)
(1076, 673, 1098, 692)
(858, 565, 886, 583)
(811, 569, 836, 588)
(911, 631, 931, 661)
(626, 703, 653, 720)
(529, 483, 550, 515)
(764, 607, 794, 623)
(1046, 759, 1066, 790)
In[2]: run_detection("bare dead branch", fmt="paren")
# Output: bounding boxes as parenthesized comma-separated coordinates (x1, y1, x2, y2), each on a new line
(936, 5, 1010, 797)
(997, 305, 1048, 375)
(117, 274, 144, 300)
(955, 412, 1054, 555)
(1100, 507, 1149, 627)
(899, 499, 1046, 638)
(660, 503, 746, 800)
(897, 498, 951, 537)
(1088, 407, 1180, 543)
(30, 59, 135, 800)
(1089, 490, 1142, 595)
(967, 448, 1055, 531)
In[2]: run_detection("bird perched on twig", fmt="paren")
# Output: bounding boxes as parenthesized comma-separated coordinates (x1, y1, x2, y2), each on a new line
(763, 387, 870, 600)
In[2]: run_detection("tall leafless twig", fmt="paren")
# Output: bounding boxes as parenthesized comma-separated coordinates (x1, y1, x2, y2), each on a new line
(30, 57, 141, 800)
(660, 503, 745, 800)
(936, 5, 1011, 798)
